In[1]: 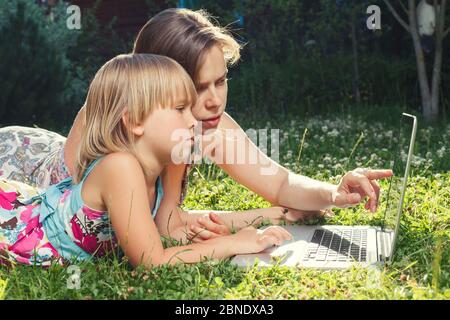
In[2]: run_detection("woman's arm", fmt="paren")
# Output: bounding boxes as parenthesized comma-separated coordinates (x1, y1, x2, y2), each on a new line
(211, 112, 392, 212)
(64, 104, 86, 175)
(208, 112, 335, 210)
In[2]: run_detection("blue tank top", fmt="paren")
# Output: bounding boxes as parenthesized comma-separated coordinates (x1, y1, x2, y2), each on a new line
(23, 156, 164, 261)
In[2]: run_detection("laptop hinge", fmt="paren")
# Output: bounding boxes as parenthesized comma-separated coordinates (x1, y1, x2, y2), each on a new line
(377, 230, 393, 262)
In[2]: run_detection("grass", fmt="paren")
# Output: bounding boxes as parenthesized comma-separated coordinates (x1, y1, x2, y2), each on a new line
(0, 107, 449, 300)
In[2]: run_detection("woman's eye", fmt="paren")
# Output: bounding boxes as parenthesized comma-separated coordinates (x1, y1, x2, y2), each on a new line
(176, 106, 185, 112)
(217, 78, 228, 86)
(196, 86, 207, 93)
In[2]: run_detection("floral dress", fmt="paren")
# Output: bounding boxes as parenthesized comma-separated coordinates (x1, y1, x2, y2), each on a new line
(0, 158, 163, 266)
(0, 126, 70, 190)
(0, 126, 190, 203)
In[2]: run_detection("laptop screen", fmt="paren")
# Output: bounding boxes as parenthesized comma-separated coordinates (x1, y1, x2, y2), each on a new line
(381, 113, 417, 254)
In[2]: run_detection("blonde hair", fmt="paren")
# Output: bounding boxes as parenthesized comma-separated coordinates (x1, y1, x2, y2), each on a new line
(133, 8, 242, 83)
(74, 53, 197, 184)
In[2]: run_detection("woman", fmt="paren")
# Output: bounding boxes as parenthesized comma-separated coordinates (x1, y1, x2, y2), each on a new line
(0, 8, 392, 244)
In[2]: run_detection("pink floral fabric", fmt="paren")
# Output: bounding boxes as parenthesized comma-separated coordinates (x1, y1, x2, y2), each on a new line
(0, 179, 117, 266)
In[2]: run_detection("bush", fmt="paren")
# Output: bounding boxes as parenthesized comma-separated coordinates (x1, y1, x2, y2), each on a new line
(186, 0, 447, 117)
(0, 0, 76, 130)
(0, 0, 129, 133)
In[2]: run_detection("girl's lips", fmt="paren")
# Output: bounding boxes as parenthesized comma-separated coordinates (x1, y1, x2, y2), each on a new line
(202, 115, 222, 129)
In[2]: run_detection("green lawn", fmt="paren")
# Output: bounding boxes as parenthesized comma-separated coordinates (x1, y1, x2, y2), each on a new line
(1, 109, 449, 300)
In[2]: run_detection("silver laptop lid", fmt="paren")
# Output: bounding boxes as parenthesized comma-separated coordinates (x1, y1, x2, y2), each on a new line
(381, 113, 417, 261)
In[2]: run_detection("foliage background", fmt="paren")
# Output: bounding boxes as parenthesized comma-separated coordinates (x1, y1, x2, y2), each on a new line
(0, 0, 448, 129)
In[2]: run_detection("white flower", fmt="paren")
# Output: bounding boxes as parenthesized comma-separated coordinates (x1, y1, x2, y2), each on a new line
(321, 126, 328, 133)
(436, 146, 446, 158)
(327, 128, 339, 137)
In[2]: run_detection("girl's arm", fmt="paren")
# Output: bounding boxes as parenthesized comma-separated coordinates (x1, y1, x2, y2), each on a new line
(155, 163, 293, 244)
(155, 163, 327, 244)
(98, 152, 290, 267)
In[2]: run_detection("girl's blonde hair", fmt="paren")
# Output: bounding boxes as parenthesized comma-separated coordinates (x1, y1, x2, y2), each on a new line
(74, 53, 197, 184)
(133, 8, 242, 84)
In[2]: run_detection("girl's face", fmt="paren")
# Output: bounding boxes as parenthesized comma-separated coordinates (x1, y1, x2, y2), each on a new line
(139, 96, 198, 164)
(192, 44, 228, 132)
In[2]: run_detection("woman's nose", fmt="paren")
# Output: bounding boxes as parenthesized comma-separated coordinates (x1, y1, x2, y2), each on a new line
(205, 89, 222, 109)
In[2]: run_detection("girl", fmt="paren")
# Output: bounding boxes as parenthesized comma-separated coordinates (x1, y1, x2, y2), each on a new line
(0, 54, 291, 267)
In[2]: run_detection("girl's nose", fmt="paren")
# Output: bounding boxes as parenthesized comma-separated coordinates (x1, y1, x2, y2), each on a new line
(189, 111, 198, 129)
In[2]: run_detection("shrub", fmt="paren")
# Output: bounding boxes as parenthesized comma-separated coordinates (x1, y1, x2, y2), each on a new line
(0, 0, 76, 130)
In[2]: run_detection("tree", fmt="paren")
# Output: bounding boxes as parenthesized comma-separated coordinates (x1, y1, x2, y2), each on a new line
(383, 0, 449, 122)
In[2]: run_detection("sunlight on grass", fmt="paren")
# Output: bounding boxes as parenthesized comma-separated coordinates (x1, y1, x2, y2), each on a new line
(0, 278, 7, 300)
(0, 112, 448, 299)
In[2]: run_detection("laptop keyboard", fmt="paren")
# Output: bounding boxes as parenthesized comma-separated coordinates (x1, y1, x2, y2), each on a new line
(303, 229, 367, 262)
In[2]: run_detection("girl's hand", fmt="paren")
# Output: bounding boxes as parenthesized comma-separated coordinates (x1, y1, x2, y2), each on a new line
(187, 212, 231, 243)
(231, 226, 292, 255)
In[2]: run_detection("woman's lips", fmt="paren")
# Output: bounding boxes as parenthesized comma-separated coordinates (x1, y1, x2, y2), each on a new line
(202, 115, 222, 129)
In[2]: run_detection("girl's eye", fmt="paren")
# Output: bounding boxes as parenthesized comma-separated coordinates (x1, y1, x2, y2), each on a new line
(176, 106, 186, 112)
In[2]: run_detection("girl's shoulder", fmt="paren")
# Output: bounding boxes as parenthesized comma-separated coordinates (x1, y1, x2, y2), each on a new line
(81, 152, 145, 212)
(92, 152, 144, 182)
(99, 151, 141, 167)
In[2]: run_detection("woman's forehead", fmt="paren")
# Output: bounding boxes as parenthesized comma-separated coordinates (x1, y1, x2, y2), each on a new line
(196, 45, 227, 84)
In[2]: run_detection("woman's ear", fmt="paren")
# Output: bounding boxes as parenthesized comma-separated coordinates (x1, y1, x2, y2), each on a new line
(121, 110, 144, 137)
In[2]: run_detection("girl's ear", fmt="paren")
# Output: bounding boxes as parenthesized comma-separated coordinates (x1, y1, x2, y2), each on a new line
(121, 109, 144, 137)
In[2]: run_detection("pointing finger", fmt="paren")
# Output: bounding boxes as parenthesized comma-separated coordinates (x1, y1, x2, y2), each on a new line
(364, 169, 393, 180)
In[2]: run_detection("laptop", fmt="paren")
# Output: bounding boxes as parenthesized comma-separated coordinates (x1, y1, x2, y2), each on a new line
(231, 113, 418, 269)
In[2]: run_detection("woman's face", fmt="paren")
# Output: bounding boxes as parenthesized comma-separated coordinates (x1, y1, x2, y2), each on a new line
(192, 44, 228, 132)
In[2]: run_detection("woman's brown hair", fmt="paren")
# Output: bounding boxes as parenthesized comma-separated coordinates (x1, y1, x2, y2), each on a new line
(133, 8, 241, 84)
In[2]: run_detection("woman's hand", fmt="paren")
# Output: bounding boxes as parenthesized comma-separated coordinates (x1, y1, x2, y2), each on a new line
(187, 212, 231, 243)
(331, 168, 393, 212)
(265, 206, 333, 225)
(282, 207, 334, 223)
(231, 226, 292, 255)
